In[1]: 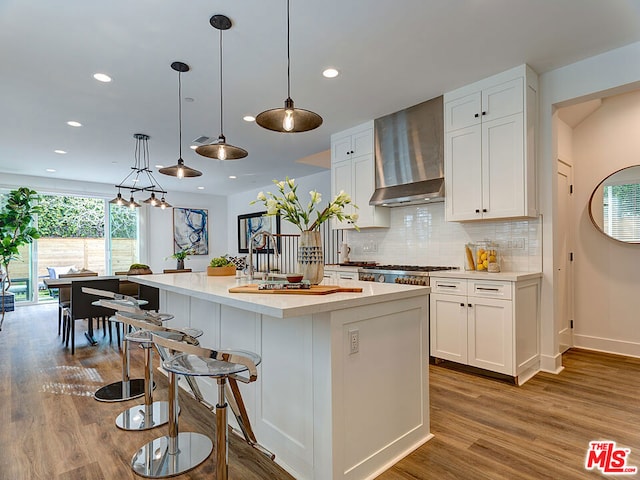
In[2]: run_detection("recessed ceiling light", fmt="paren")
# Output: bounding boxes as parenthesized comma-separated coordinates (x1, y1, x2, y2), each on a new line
(228, 175, 237, 179)
(54, 149, 67, 154)
(93, 73, 112, 83)
(322, 68, 339, 78)
(185, 97, 194, 102)
(67, 121, 82, 127)
(190, 145, 198, 150)
(154, 164, 164, 168)
(197, 186, 205, 190)
(46, 168, 56, 173)
(243, 115, 255, 122)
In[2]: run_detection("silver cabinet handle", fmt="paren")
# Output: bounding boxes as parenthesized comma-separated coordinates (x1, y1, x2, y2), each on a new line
(438, 284, 458, 288)
(476, 287, 500, 292)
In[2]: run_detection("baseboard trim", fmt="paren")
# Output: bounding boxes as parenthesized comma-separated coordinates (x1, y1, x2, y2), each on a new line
(573, 334, 640, 359)
(540, 353, 564, 374)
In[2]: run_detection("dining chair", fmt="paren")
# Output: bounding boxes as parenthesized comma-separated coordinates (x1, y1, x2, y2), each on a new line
(62, 278, 119, 354)
(57, 271, 98, 338)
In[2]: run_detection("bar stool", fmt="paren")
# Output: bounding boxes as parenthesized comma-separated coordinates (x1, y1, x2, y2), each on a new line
(82, 287, 172, 403)
(113, 309, 203, 432)
(132, 333, 261, 479)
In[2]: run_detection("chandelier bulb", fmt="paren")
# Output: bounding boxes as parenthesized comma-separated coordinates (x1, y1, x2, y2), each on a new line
(177, 166, 184, 179)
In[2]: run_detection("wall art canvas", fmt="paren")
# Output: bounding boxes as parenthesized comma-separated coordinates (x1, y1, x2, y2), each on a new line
(237, 211, 280, 253)
(173, 207, 208, 255)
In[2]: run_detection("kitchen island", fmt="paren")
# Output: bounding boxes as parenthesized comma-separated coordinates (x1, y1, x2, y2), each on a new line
(129, 272, 431, 480)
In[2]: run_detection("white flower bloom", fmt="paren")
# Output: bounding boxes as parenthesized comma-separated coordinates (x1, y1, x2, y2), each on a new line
(276, 181, 285, 190)
(350, 213, 359, 221)
(309, 190, 321, 204)
(287, 178, 295, 188)
(257, 191, 266, 201)
(286, 191, 296, 202)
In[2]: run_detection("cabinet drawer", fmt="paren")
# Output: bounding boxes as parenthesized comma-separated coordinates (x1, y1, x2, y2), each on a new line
(430, 277, 467, 295)
(469, 280, 512, 300)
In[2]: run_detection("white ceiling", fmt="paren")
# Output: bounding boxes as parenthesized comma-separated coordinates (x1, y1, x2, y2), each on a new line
(1, 0, 639, 197)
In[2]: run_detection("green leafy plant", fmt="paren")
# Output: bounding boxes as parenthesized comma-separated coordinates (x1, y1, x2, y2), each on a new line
(128, 263, 150, 270)
(250, 177, 359, 231)
(0, 188, 42, 290)
(209, 256, 234, 268)
(168, 248, 193, 261)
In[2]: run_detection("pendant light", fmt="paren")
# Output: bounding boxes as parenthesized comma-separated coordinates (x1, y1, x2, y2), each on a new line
(159, 62, 203, 178)
(196, 15, 248, 160)
(255, 0, 322, 133)
(111, 133, 168, 208)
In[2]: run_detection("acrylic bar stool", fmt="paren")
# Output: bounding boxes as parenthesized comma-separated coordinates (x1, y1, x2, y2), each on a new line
(82, 287, 172, 403)
(132, 333, 261, 479)
(113, 309, 203, 431)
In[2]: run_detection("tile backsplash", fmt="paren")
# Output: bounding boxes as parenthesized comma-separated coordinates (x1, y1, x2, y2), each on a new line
(345, 203, 542, 272)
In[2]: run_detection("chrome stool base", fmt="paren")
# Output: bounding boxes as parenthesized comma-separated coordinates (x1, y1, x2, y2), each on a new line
(116, 401, 176, 431)
(131, 432, 212, 478)
(94, 379, 153, 402)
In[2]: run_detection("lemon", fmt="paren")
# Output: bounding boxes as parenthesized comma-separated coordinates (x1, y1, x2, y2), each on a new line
(481, 253, 487, 261)
(483, 260, 488, 268)
(489, 255, 496, 262)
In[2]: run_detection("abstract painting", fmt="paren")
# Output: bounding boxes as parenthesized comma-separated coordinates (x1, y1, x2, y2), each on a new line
(237, 211, 280, 253)
(173, 207, 208, 255)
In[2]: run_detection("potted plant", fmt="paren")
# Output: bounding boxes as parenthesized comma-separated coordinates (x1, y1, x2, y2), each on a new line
(207, 256, 236, 276)
(0, 188, 41, 293)
(168, 248, 193, 270)
(127, 263, 152, 275)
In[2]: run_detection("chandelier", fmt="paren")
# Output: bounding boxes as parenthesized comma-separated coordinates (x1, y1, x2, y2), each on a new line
(110, 133, 171, 209)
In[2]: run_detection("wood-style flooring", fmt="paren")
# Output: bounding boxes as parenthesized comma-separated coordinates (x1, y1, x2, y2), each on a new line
(1, 303, 639, 479)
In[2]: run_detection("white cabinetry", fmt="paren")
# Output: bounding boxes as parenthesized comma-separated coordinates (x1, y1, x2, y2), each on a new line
(331, 121, 389, 229)
(444, 65, 538, 221)
(430, 275, 540, 384)
(322, 266, 359, 284)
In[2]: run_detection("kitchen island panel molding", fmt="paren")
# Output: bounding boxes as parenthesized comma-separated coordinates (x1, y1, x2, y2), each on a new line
(136, 273, 431, 480)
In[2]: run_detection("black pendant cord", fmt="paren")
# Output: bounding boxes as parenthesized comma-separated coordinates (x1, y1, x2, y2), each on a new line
(178, 71, 183, 158)
(219, 27, 224, 137)
(286, 0, 291, 99)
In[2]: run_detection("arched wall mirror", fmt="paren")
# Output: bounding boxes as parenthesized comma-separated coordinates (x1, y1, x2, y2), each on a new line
(589, 165, 640, 244)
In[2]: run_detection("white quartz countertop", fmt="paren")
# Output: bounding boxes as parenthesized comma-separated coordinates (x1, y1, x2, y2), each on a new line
(128, 272, 430, 319)
(429, 270, 542, 282)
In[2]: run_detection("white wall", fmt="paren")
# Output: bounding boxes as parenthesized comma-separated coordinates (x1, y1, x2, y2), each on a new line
(539, 41, 640, 372)
(0, 173, 226, 274)
(571, 90, 640, 356)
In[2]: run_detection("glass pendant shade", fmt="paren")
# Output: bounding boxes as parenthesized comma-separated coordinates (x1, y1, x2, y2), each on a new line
(109, 192, 124, 205)
(255, 0, 322, 133)
(160, 62, 202, 178)
(128, 195, 141, 209)
(196, 14, 248, 161)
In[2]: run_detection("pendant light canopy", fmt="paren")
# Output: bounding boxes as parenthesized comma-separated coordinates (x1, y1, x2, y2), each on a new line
(110, 133, 169, 209)
(255, 0, 322, 133)
(196, 15, 248, 160)
(159, 62, 203, 178)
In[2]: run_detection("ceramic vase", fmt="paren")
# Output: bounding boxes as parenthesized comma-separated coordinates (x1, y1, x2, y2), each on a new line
(176, 259, 185, 270)
(297, 230, 324, 285)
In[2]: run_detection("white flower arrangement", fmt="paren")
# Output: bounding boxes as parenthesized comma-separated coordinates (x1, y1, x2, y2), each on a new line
(251, 177, 359, 231)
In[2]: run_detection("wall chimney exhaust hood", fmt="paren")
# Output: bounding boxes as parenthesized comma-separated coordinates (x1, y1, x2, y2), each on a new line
(370, 95, 444, 207)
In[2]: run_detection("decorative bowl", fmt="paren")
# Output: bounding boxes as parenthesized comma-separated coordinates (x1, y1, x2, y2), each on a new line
(286, 273, 304, 283)
(207, 265, 236, 276)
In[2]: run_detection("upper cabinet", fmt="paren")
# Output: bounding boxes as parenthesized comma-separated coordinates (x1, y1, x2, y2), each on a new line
(444, 65, 538, 222)
(331, 121, 389, 229)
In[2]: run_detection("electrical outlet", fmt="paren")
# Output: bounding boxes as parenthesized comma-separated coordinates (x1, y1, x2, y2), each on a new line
(349, 329, 359, 354)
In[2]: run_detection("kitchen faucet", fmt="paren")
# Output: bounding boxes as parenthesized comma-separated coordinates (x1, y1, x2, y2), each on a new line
(246, 231, 279, 281)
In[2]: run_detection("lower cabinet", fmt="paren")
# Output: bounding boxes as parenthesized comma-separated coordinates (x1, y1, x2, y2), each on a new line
(430, 275, 540, 384)
(322, 266, 359, 285)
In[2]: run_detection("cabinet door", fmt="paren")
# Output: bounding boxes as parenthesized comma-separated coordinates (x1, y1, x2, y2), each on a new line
(351, 128, 374, 157)
(331, 159, 354, 229)
(332, 134, 353, 163)
(467, 297, 513, 375)
(482, 78, 523, 122)
(430, 293, 468, 363)
(481, 113, 524, 219)
(445, 125, 483, 221)
(445, 92, 481, 131)
(353, 154, 376, 228)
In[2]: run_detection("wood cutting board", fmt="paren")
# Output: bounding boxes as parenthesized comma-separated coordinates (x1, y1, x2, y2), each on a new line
(228, 284, 363, 295)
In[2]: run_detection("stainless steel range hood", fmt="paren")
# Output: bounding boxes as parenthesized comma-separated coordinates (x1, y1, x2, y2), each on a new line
(370, 95, 444, 206)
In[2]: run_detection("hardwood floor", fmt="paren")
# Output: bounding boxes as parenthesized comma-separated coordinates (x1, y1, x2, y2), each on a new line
(1, 303, 639, 479)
